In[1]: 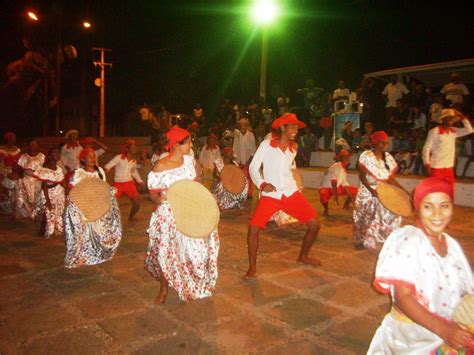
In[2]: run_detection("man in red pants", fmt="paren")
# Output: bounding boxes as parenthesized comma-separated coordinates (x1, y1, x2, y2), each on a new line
(245, 113, 321, 279)
(422, 108, 472, 190)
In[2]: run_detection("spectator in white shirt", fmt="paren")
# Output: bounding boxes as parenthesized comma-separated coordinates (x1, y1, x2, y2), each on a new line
(440, 72, 469, 107)
(80, 137, 108, 166)
(232, 118, 256, 166)
(382, 75, 409, 122)
(60, 129, 83, 173)
(104, 140, 145, 221)
(319, 149, 358, 216)
(422, 108, 473, 189)
(245, 113, 321, 279)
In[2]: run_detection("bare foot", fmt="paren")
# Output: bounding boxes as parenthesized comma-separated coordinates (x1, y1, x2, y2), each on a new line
(297, 256, 322, 267)
(154, 292, 167, 305)
(243, 269, 257, 280)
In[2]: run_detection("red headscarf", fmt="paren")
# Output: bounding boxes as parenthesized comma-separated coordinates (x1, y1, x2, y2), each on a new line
(78, 148, 95, 162)
(413, 177, 453, 210)
(121, 139, 136, 159)
(3, 132, 16, 142)
(335, 149, 350, 161)
(370, 131, 389, 145)
(165, 126, 190, 152)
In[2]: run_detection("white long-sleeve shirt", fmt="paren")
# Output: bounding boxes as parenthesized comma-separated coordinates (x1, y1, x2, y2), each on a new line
(104, 154, 143, 183)
(422, 119, 473, 168)
(60, 144, 83, 171)
(320, 162, 349, 188)
(233, 130, 256, 165)
(249, 139, 298, 199)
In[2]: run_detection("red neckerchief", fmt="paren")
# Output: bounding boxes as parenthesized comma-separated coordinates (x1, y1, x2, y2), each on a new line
(340, 161, 350, 172)
(121, 153, 135, 162)
(438, 126, 455, 135)
(66, 141, 80, 149)
(269, 133, 297, 152)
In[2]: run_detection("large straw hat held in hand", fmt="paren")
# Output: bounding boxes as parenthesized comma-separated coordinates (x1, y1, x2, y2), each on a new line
(376, 183, 413, 217)
(69, 178, 111, 221)
(220, 164, 246, 195)
(166, 180, 220, 238)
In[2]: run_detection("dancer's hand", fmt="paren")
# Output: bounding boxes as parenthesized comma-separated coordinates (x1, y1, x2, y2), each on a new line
(440, 322, 473, 350)
(262, 183, 276, 193)
(370, 189, 378, 198)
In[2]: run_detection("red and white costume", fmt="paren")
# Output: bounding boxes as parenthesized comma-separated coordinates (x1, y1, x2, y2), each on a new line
(16, 152, 45, 219)
(0, 146, 21, 178)
(34, 166, 65, 238)
(249, 118, 317, 229)
(233, 129, 256, 165)
(104, 154, 143, 199)
(422, 115, 472, 187)
(319, 162, 358, 204)
(199, 144, 221, 171)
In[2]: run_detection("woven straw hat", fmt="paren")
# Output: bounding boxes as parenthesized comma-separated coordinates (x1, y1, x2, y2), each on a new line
(166, 180, 219, 238)
(453, 294, 474, 332)
(376, 183, 413, 217)
(69, 178, 111, 221)
(220, 165, 246, 195)
(292, 169, 304, 191)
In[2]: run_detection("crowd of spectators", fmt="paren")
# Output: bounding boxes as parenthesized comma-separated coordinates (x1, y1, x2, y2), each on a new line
(135, 72, 474, 177)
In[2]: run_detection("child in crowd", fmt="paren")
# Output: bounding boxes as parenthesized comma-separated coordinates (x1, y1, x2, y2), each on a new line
(412, 128, 427, 175)
(199, 134, 221, 178)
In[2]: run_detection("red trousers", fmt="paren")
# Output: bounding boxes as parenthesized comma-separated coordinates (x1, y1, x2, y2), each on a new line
(319, 186, 358, 204)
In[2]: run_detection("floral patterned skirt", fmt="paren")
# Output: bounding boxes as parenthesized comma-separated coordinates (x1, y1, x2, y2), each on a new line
(16, 176, 41, 220)
(146, 202, 220, 301)
(36, 185, 65, 238)
(352, 185, 401, 249)
(211, 179, 248, 210)
(64, 188, 122, 268)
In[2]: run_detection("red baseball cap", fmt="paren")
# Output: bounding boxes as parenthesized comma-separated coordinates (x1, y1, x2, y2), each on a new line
(271, 113, 306, 129)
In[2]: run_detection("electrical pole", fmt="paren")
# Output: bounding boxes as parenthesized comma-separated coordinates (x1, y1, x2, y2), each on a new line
(92, 48, 112, 137)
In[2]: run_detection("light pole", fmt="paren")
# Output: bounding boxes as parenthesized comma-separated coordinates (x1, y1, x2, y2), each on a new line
(251, 0, 280, 102)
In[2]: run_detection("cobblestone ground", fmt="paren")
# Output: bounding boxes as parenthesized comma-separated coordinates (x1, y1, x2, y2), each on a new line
(1, 188, 473, 354)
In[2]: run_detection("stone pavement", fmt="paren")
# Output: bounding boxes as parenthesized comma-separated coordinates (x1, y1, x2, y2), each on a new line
(1, 189, 473, 354)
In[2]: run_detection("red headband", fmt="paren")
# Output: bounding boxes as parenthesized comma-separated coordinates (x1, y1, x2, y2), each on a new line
(335, 149, 350, 161)
(121, 139, 136, 158)
(78, 147, 95, 162)
(4, 132, 16, 142)
(413, 177, 453, 210)
(371, 131, 389, 145)
(165, 127, 190, 151)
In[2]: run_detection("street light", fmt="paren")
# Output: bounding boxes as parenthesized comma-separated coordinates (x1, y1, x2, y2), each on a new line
(27, 11, 39, 21)
(82, 21, 91, 29)
(250, 0, 280, 102)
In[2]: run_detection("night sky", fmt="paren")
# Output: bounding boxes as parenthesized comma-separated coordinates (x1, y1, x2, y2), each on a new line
(1, 0, 473, 124)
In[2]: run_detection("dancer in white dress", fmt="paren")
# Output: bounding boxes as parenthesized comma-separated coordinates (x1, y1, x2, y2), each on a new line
(368, 177, 473, 354)
(34, 148, 65, 238)
(64, 148, 122, 268)
(146, 127, 219, 304)
(16, 139, 45, 220)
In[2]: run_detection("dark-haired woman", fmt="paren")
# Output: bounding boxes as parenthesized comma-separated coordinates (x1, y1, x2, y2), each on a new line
(353, 131, 403, 251)
(34, 147, 65, 238)
(64, 148, 122, 268)
(146, 126, 219, 304)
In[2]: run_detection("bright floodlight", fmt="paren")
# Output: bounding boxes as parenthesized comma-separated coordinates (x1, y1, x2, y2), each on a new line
(251, 0, 279, 25)
(27, 11, 39, 21)
(83, 21, 91, 28)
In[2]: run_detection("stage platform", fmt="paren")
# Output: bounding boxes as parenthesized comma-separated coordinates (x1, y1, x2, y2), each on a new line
(298, 166, 474, 208)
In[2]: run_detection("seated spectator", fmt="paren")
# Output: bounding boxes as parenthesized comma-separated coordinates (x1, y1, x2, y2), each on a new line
(351, 128, 362, 152)
(408, 106, 427, 130)
(441, 72, 470, 107)
(394, 130, 414, 174)
(361, 121, 375, 150)
(412, 128, 427, 175)
(429, 93, 444, 125)
(297, 127, 318, 167)
(390, 129, 402, 155)
(341, 121, 353, 147)
(333, 80, 351, 102)
(388, 99, 409, 132)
